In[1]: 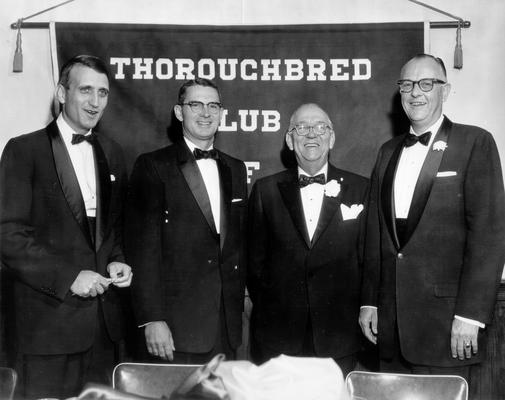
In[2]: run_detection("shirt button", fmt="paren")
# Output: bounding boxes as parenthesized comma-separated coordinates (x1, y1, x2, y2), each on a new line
(234, 265, 238, 270)
(397, 253, 404, 259)
(208, 259, 212, 264)
(164, 219, 168, 223)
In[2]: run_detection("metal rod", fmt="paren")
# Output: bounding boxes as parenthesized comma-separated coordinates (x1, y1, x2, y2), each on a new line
(408, 0, 464, 22)
(10, 20, 472, 30)
(11, 0, 76, 29)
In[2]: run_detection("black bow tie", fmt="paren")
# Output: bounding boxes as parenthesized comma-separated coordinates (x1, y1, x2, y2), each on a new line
(403, 131, 431, 147)
(71, 133, 97, 145)
(193, 148, 219, 160)
(299, 173, 326, 188)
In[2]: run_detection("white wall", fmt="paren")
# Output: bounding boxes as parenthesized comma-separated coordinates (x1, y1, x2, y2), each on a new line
(2, 0, 505, 278)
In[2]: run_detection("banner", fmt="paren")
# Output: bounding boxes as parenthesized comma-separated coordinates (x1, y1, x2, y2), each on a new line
(54, 23, 425, 183)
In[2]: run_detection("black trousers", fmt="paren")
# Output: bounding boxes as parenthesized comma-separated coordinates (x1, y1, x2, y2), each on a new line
(15, 303, 117, 400)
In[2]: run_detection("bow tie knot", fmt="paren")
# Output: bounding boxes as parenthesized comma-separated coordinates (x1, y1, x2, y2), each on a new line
(193, 148, 219, 160)
(71, 133, 97, 145)
(403, 131, 431, 147)
(299, 173, 326, 188)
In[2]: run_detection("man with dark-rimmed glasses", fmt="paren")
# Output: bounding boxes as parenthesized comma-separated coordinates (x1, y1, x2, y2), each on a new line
(360, 54, 505, 389)
(247, 103, 369, 375)
(125, 78, 247, 364)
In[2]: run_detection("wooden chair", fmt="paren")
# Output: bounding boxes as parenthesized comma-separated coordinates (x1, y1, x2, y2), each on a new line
(0, 367, 17, 400)
(112, 362, 200, 398)
(346, 371, 468, 400)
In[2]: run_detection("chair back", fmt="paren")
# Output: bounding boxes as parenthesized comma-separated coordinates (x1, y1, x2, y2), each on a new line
(113, 362, 200, 398)
(346, 371, 468, 400)
(0, 367, 17, 400)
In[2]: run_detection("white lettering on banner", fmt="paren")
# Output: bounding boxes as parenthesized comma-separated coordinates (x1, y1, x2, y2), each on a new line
(244, 161, 260, 184)
(220, 110, 281, 133)
(109, 57, 372, 81)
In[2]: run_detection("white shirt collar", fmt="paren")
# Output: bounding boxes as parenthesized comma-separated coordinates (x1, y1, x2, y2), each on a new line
(56, 113, 92, 146)
(410, 114, 445, 137)
(297, 163, 328, 179)
(183, 136, 214, 153)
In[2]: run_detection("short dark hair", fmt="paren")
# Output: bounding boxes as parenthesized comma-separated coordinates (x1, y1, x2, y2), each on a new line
(409, 54, 447, 79)
(58, 55, 111, 88)
(177, 78, 221, 105)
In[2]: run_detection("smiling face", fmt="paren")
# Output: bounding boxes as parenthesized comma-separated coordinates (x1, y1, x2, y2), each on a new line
(285, 103, 335, 175)
(56, 64, 110, 134)
(174, 85, 222, 149)
(400, 57, 451, 133)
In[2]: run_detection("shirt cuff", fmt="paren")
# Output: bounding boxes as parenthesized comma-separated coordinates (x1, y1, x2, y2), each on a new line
(454, 315, 485, 329)
(138, 321, 155, 328)
(360, 305, 377, 310)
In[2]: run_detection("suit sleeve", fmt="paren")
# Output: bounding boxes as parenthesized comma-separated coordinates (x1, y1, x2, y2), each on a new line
(0, 139, 79, 300)
(108, 148, 128, 264)
(455, 131, 505, 323)
(124, 155, 166, 325)
(246, 181, 268, 305)
(361, 150, 383, 307)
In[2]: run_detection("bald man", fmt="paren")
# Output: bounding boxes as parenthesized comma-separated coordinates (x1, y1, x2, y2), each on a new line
(247, 103, 369, 375)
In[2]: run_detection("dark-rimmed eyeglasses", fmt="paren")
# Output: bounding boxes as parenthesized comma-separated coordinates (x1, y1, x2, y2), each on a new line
(288, 123, 332, 137)
(180, 101, 222, 114)
(397, 78, 446, 93)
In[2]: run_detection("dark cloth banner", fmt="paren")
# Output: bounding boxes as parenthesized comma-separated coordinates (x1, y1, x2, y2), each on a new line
(54, 22, 424, 183)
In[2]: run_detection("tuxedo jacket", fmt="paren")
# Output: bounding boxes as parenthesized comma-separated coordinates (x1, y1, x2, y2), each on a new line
(0, 120, 128, 355)
(362, 116, 505, 366)
(247, 164, 369, 361)
(125, 140, 247, 353)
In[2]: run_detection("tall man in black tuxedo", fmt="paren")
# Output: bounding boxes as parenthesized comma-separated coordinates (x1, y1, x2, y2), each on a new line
(126, 78, 247, 364)
(360, 54, 505, 384)
(247, 103, 369, 375)
(0, 55, 132, 399)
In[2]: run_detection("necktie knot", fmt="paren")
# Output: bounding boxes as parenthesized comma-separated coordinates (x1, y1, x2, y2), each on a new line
(404, 131, 431, 147)
(72, 133, 96, 145)
(299, 173, 326, 188)
(193, 148, 219, 160)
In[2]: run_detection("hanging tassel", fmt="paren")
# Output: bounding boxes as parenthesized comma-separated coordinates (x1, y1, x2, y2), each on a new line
(454, 21, 463, 69)
(13, 19, 23, 73)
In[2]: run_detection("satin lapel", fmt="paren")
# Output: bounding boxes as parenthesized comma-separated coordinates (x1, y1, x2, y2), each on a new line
(310, 165, 342, 247)
(403, 118, 451, 244)
(177, 142, 218, 236)
(278, 170, 311, 248)
(381, 139, 404, 250)
(48, 123, 93, 248)
(93, 136, 111, 252)
(217, 154, 231, 250)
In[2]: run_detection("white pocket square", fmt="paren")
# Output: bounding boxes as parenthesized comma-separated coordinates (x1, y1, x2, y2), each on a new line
(340, 203, 364, 220)
(436, 171, 457, 177)
(232, 198, 243, 203)
(110, 174, 116, 182)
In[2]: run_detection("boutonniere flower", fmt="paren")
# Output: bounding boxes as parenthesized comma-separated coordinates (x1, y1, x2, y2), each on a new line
(433, 141, 447, 151)
(324, 179, 341, 197)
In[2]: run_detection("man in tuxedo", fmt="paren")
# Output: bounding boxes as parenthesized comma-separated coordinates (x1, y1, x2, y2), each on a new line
(125, 78, 247, 364)
(0, 55, 132, 399)
(359, 54, 505, 382)
(247, 103, 369, 375)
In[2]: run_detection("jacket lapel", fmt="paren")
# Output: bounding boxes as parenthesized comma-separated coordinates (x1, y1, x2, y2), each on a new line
(48, 122, 93, 248)
(217, 153, 231, 250)
(93, 136, 111, 251)
(381, 138, 404, 250)
(278, 169, 311, 248)
(177, 142, 218, 236)
(403, 117, 451, 244)
(310, 164, 343, 246)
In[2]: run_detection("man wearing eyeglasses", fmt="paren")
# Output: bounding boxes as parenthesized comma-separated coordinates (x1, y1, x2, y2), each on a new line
(125, 78, 247, 364)
(247, 103, 369, 375)
(360, 54, 505, 384)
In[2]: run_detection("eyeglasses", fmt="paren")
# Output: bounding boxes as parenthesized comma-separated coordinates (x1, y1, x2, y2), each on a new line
(397, 78, 446, 93)
(180, 101, 222, 114)
(289, 123, 332, 137)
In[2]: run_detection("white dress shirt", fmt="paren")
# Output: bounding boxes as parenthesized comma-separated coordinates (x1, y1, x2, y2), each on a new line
(57, 114, 97, 217)
(184, 137, 221, 234)
(299, 164, 328, 240)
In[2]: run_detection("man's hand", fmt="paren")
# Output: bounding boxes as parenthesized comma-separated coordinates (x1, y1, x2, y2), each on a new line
(451, 318, 479, 360)
(107, 261, 133, 287)
(70, 270, 111, 297)
(359, 307, 378, 345)
(145, 321, 175, 361)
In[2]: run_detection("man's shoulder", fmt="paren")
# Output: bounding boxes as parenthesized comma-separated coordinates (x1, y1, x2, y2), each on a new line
(330, 165, 369, 186)
(254, 169, 294, 187)
(216, 149, 245, 169)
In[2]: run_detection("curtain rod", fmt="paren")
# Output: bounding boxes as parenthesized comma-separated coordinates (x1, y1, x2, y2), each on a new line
(10, 20, 471, 30)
